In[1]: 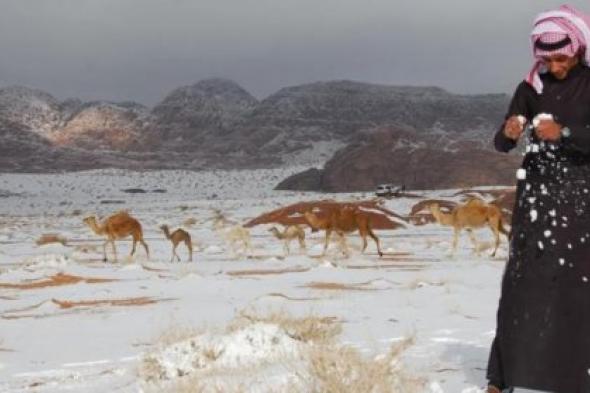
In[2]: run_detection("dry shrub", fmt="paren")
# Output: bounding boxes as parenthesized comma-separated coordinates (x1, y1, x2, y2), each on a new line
(153, 324, 206, 347)
(36, 233, 67, 246)
(227, 309, 342, 345)
(138, 324, 207, 383)
(139, 311, 421, 393)
(301, 337, 423, 393)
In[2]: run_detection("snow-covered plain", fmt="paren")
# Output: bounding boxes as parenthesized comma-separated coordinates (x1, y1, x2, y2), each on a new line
(0, 168, 510, 392)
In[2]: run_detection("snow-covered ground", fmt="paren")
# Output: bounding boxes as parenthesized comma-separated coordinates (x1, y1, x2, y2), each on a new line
(0, 168, 510, 392)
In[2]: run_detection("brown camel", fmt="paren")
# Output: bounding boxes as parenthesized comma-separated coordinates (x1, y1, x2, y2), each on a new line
(160, 225, 193, 262)
(429, 199, 509, 257)
(268, 225, 306, 255)
(303, 206, 383, 257)
(83, 211, 150, 262)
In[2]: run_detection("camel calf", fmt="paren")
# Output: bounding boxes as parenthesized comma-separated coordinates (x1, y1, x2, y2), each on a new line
(268, 225, 306, 255)
(160, 225, 193, 262)
(303, 206, 383, 257)
(429, 199, 509, 256)
(83, 211, 150, 262)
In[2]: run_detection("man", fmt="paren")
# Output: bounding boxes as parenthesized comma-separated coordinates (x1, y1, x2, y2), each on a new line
(489, 5, 590, 393)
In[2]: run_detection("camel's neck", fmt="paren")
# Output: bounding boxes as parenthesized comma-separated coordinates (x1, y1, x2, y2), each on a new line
(304, 214, 325, 230)
(87, 218, 106, 235)
(431, 207, 454, 226)
(162, 227, 172, 239)
(270, 228, 284, 239)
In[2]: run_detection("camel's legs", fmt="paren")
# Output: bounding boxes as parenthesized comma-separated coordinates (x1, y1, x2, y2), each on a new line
(322, 229, 332, 256)
(185, 239, 193, 262)
(242, 235, 251, 256)
(489, 221, 501, 257)
(170, 244, 178, 262)
(466, 229, 480, 256)
(451, 228, 460, 255)
(338, 232, 350, 257)
(360, 231, 369, 253)
(130, 239, 137, 256)
(298, 235, 306, 252)
(141, 240, 150, 260)
(102, 241, 109, 262)
(368, 228, 383, 257)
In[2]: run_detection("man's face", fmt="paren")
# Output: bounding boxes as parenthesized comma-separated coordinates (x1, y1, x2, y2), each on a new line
(542, 54, 579, 79)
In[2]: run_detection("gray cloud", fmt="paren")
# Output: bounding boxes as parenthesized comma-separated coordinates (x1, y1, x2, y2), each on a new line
(0, 0, 587, 105)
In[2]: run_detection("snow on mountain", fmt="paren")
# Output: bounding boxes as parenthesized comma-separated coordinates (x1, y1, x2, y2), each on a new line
(51, 101, 150, 150)
(0, 86, 62, 137)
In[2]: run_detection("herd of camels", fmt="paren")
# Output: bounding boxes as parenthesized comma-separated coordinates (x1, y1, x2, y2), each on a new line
(81, 191, 512, 263)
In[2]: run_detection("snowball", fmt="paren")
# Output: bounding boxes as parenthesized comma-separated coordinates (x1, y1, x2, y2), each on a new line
(516, 169, 527, 180)
(530, 209, 538, 222)
(532, 113, 554, 127)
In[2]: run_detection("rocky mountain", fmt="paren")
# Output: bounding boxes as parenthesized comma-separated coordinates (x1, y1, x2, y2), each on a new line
(0, 79, 516, 190)
(276, 127, 522, 191)
(0, 86, 63, 137)
(192, 80, 509, 166)
(145, 78, 258, 152)
(51, 101, 150, 151)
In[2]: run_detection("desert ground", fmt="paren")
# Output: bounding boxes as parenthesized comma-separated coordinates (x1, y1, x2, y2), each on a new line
(0, 168, 512, 393)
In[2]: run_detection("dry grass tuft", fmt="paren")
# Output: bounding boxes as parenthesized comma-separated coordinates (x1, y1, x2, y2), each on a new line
(228, 309, 342, 345)
(139, 311, 421, 393)
(36, 233, 67, 246)
(154, 325, 206, 348)
(300, 337, 423, 393)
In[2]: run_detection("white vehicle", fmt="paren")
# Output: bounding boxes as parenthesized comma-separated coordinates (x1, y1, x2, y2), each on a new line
(375, 183, 404, 197)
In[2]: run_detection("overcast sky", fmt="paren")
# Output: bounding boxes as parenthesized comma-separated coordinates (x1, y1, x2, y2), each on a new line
(0, 0, 588, 106)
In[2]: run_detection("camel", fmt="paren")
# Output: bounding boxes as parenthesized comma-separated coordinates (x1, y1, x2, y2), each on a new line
(83, 211, 150, 262)
(268, 225, 306, 255)
(429, 199, 509, 257)
(160, 225, 193, 262)
(209, 209, 252, 256)
(218, 225, 252, 256)
(303, 206, 383, 257)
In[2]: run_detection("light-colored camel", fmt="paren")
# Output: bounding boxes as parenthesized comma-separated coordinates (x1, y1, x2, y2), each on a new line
(160, 225, 193, 262)
(303, 206, 383, 257)
(429, 199, 509, 257)
(219, 225, 252, 256)
(83, 211, 150, 262)
(210, 209, 252, 256)
(268, 225, 306, 255)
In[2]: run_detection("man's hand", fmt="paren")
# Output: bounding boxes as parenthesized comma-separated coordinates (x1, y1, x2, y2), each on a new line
(503, 115, 525, 141)
(535, 119, 562, 142)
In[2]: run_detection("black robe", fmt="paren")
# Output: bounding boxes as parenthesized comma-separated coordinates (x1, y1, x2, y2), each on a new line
(488, 63, 590, 393)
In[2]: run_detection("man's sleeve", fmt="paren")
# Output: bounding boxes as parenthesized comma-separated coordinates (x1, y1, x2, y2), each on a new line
(494, 82, 535, 153)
